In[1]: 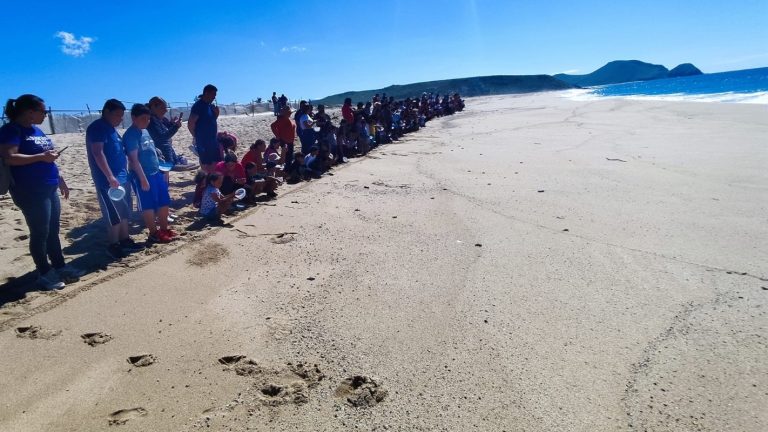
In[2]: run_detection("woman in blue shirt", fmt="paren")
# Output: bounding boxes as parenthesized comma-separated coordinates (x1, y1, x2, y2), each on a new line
(0, 94, 84, 290)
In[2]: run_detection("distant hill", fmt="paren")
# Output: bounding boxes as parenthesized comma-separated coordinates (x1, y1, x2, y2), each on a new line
(313, 75, 575, 106)
(554, 60, 703, 87)
(668, 63, 703, 78)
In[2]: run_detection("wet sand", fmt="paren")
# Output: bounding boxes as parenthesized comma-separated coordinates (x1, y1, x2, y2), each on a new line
(0, 93, 766, 431)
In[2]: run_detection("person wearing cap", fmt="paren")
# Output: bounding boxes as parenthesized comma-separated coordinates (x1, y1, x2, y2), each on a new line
(124, 103, 177, 244)
(187, 84, 220, 173)
(270, 105, 296, 173)
(86, 99, 144, 259)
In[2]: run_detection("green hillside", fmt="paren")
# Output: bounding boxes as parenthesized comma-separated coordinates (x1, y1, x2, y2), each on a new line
(313, 75, 575, 106)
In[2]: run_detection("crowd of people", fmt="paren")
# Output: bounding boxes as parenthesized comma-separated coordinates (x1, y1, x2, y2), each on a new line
(0, 85, 465, 290)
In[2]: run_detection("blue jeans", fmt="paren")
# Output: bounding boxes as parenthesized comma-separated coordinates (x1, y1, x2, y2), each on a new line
(10, 184, 65, 274)
(299, 128, 316, 155)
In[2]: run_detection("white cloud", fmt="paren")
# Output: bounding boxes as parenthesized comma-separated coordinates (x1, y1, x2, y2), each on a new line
(557, 69, 580, 75)
(280, 46, 307, 53)
(55, 31, 95, 57)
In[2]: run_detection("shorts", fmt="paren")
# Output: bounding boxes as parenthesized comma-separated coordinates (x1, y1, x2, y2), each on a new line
(196, 142, 223, 165)
(131, 171, 170, 212)
(95, 181, 132, 226)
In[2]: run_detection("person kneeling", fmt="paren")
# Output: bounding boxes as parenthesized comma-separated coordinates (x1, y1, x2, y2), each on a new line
(125, 104, 177, 243)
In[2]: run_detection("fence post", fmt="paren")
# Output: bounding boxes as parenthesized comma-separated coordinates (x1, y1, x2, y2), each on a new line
(48, 107, 56, 134)
(86, 104, 91, 115)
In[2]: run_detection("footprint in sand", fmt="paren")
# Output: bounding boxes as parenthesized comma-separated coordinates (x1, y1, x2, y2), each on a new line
(107, 407, 147, 426)
(127, 354, 157, 367)
(81, 332, 113, 346)
(218, 355, 246, 366)
(335, 375, 388, 407)
(269, 233, 296, 244)
(186, 242, 230, 267)
(219, 357, 325, 406)
(15, 325, 61, 340)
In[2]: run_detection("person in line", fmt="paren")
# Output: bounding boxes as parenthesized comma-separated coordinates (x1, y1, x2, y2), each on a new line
(302, 146, 323, 179)
(271, 92, 279, 116)
(297, 103, 316, 155)
(124, 104, 177, 244)
(147, 96, 196, 171)
(187, 84, 220, 173)
(214, 151, 247, 196)
(241, 139, 279, 198)
(271, 105, 296, 173)
(86, 99, 144, 259)
(199, 172, 234, 224)
(0, 94, 84, 289)
(217, 131, 238, 154)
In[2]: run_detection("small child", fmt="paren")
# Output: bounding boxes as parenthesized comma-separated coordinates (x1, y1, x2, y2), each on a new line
(302, 147, 323, 179)
(217, 131, 238, 154)
(285, 152, 304, 184)
(245, 160, 279, 199)
(199, 172, 234, 222)
(264, 137, 281, 164)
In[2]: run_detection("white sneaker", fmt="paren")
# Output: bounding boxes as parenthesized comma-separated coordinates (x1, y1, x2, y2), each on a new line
(37, 270, 65, 290)
(57, 264, 85, 282)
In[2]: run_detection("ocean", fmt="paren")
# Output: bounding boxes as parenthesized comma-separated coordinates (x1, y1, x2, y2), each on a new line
(562, 67, 768, 104)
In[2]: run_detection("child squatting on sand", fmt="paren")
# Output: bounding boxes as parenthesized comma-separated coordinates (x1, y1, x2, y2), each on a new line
(199, 172, 234, 223)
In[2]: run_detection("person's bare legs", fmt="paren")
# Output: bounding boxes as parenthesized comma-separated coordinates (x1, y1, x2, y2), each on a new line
(157, 206, 170, 231)
(142, 210, 158, 235)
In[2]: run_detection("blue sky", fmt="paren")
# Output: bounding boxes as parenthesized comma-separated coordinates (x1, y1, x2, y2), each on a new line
(2, 0, 766, 110)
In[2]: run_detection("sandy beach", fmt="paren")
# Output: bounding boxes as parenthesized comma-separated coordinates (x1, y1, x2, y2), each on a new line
(0, 93, 766, 431)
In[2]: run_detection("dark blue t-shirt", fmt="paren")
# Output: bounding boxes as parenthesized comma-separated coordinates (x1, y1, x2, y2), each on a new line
(0, 123, 59, 188)
(86, 118, 128, 187)
(191, 99, 217, 149)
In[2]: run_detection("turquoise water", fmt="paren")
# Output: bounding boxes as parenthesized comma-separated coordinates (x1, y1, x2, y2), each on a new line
(573, 67, 768, 104)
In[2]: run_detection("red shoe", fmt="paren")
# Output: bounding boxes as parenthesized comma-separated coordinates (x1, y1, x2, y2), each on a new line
(148, 231, 171, 244)
(161, 228, 179, 239)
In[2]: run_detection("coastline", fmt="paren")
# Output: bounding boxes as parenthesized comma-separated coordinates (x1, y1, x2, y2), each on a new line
(1, 93, 766, 431)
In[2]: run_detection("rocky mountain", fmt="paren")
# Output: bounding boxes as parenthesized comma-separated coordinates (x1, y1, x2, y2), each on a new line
(668, 63, 703, 78)
(554, 60, 703, 87)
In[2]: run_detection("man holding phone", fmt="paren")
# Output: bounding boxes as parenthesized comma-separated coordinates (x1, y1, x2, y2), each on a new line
(187, 84, 220, 173)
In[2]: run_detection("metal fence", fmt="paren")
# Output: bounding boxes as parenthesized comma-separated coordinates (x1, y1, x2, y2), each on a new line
(1, 100, 303, 134)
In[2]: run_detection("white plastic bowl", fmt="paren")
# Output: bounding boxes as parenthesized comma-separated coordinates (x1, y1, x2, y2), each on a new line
(234, 188, 247, 200)
(107, 186, 125, 201)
